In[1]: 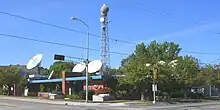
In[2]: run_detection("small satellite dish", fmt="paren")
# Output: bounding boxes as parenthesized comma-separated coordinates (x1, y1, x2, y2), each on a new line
(88, 60, 102, 73)
(26, 54, 43, 69)
(72, 63, 86, 72)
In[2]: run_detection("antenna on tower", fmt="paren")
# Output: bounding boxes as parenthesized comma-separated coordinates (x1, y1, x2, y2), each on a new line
(100, 4, 110, 74)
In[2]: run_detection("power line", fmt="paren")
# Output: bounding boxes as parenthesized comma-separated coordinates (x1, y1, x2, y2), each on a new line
(209, 58, 220, 64)
(66, 56, 86, 60)
(2, 32, 220, 57)
(135, 4, 200, 26)
(0, 33, 129, 56)
(2, 32, 220, 56)
(199, 58, 220, 66)
(180, 51, 220, 55)
(1, 32, 220, 57)
(0, 11, 136, 45)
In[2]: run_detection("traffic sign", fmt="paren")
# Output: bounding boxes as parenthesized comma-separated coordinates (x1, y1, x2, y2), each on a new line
(152, 84, 157, 91)
(54, 54, 65, 60)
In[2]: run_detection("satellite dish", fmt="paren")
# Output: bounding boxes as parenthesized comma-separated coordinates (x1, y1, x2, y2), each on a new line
(72, 63, 86, 72)
(88, 60, 102, 73)
(26, 54, 43, 69)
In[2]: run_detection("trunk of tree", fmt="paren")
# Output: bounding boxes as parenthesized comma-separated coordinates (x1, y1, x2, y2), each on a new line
(184, 92, 187, 98)
(184, 86, 187, 99)
(141, 92, 145, 100)
(168, 91, 172, 103)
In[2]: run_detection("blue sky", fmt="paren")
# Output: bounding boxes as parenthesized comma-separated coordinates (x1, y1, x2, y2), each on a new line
(0, 0, 220, 68)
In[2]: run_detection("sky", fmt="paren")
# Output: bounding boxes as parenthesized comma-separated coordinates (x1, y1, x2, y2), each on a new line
(0, 0, 220, 68)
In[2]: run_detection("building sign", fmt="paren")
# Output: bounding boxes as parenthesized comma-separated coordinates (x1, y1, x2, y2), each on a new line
(83, 85, 104, 91)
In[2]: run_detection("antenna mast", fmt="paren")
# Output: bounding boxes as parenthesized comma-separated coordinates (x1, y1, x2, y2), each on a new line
(100, 4, 110, 74)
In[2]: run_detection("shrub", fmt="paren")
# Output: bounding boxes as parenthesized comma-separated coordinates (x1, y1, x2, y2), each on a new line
(27, 92, 38, 97)
(79, 90, 95, 100)
(40, 84, 45, 92)
(0, 89, 2, 95)
(94, 87, 113, 95)
(68, 93, 82, 100)
(171, 91, 184, 98)
(161, 92, 168, 96)
(188, 92, 204, 99)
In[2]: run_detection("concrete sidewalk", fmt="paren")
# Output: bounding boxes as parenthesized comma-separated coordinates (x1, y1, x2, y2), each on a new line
(0, 96, 128, 107)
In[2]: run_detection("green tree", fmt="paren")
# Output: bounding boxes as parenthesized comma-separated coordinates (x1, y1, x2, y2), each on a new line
(116, 77, 135, 100)
(158, 62, 181, 99)
(212, 65, 220, 94)
(196, 65, 214, 86)
(0, 66, 27, 95)
(40, 67, 50, 75)
(121, 41, 181, 100)
(121, 54, 135, 67)
(122, 42, 151, 100)
(175, 55, 200, 98)
(147, 41, 181, 98)
(49, 61, 75, 78)
(105, 67, 124, 75)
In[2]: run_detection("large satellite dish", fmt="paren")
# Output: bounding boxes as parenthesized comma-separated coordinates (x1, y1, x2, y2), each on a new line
(88, 60, 102, 73)
(26, 54, 43, 69)
(72, 63, 86, 73)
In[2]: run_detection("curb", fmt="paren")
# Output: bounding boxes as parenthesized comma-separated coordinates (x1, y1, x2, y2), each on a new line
(0, 96, 128, 107)
(147, 102, 220, 109)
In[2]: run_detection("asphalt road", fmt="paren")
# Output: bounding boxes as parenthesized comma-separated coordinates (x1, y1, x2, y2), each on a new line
(1, 99, 220, 110)
(0, 99, 124, 110)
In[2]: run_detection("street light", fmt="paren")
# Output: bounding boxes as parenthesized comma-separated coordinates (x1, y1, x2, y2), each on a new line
(146, 60, 177, 104)
(71, 17, 89, 103)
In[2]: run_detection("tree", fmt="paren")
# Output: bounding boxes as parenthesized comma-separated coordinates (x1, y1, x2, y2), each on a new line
(40, 67, 50, 75)
(116, 77, 136, 100)
(121, 54, 135, 67)
(105, 67, 124, 75)
(49, 61, 75, 78)
(0, 66, 27, 95)
(212, 65, 220, 95)
(175, 55, 200, 98)
(122, 42, 151, 100)
(121, 41, 181, 100)
(146, 41, 181, 99)
(158, 63, 181, 99)
(196, 65, 214, 86)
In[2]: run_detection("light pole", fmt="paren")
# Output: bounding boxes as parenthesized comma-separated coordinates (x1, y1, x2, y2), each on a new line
(71, 17, 89, 103)
(146, 60, 177, 104)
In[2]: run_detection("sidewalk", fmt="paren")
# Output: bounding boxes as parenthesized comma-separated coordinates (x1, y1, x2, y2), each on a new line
(0, 96, 128, 107)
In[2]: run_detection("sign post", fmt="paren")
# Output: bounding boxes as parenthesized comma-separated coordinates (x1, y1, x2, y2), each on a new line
(152, 84, 157, 104)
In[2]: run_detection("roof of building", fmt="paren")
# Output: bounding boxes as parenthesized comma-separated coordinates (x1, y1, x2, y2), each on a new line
(29, 75, 103, 84)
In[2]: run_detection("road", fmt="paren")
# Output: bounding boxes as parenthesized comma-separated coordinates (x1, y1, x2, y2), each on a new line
(0, 99, 124, 110)
(1, 98, 220, 110)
